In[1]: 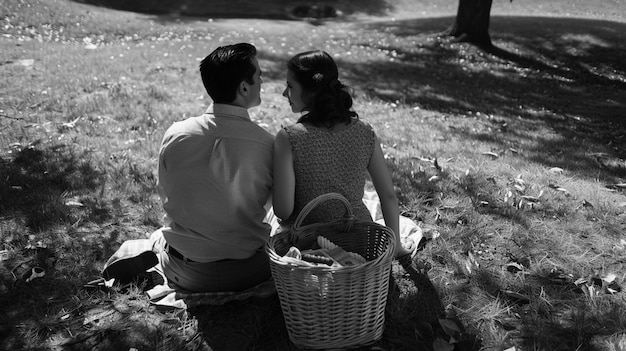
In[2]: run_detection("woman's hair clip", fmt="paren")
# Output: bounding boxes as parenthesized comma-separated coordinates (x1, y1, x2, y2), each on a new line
(312, 73, 324, 83)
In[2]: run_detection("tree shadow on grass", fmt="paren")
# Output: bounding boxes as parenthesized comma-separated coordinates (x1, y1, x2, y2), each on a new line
(189, 291, 393, 350)
(0, 276, 187, 350)
(0, 141, 169, 350)
(0, 142, 108, 230)
(189, 294, 296, 350)
(72, 0, 391, 20)
(0, 141, 133, 274)
(185, 263, 477, 350)
(517, 274, 623, 351)
(343, 16, 626, 182)
(386, 263, 482, 351)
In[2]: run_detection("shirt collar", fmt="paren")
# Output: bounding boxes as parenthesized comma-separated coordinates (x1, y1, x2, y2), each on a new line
(205, 103, 251, 121)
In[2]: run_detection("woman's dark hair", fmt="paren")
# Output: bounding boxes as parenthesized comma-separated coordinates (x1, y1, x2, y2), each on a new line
(200, 43, 257, 103)
(287, 50, 357, 127)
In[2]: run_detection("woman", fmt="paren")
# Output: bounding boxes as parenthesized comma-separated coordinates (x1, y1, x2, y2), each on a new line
(272, 50, 413, 258)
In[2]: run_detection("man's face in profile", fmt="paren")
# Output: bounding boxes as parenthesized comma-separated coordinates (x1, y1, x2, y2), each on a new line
(247, 57, 263, 108)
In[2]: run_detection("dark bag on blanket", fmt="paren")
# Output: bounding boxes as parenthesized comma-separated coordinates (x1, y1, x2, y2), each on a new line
(102, 239, 158, 283)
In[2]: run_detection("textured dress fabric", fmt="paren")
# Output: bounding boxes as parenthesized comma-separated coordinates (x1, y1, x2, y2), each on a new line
(283, 119, 376, 227)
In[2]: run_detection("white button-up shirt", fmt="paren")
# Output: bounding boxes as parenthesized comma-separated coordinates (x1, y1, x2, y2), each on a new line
(157, 103, 274, 262)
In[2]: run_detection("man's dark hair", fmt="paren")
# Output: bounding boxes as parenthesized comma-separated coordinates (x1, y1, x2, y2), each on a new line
(200, 43, 257, 103)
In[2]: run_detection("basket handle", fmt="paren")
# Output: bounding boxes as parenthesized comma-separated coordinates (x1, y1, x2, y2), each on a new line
(292, 192, 354, 231)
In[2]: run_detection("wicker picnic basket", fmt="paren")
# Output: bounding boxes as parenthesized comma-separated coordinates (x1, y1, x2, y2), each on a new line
(266, 193, 396, 350)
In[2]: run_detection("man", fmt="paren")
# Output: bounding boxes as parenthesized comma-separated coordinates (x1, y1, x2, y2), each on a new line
(155, 43, 274, 292)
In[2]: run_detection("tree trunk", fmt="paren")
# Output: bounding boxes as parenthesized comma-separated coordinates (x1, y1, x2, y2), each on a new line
(447, 0, 494, 47)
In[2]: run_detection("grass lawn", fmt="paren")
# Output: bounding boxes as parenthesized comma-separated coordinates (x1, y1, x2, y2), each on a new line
(1, 0, 625, 350)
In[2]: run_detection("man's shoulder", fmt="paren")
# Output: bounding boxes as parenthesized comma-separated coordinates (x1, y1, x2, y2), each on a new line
(221, 118, 274, 146)
(249, 124, 274, 144)
(162, 113, 274, 148)
(162, 115, 206, 137)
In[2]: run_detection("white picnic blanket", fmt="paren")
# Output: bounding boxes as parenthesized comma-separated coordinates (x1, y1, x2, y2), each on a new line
(363, 190, 423, 246)
(104, 190, 422, 310)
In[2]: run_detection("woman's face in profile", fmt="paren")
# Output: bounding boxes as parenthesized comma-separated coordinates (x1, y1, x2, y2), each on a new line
(282, 69, 308, 113)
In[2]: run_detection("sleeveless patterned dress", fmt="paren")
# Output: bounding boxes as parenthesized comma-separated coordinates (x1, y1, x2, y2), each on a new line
(282, 119, 376, 227)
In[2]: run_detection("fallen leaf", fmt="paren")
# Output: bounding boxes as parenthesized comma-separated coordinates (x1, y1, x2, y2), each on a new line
(574, 277, 587, 286)
(430, 230, 441, 240)
(413, 156, 435, 163)
(548, 271, 574, 283)
(482, 151, 499, 158)
(585, 284, 600, 298)
(504, 189, 513, 202)
(468, 251, 479, 268)
(60, 117, 81, 129)
(433, 337, 455, 351)
(549, 184, 569, 193)
(434, 158, 442, 171)
(607, 286, 620, 294)
(83, 308, 120, 326)
(505, 262, 524, 273)
(428, 175, 440, 182)
(439, 318, 461, 340)
(607, 281, 622, 294)
(591, 276, 603, 286)
(549, 167, 564, 174)
(521, 195, 539, 202)
(501, 290, 530, 304)
(602, 273, 617, 283)
(17, 59, 35, 67)
(65, 200, 84, 207)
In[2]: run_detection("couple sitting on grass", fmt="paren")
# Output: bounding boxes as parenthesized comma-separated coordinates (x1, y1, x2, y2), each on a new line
(103, 43, 421, 298)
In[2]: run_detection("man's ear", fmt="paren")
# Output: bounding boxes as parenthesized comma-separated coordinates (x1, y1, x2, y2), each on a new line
(231, 81, 248, 107)
(238, 81, 249, 96)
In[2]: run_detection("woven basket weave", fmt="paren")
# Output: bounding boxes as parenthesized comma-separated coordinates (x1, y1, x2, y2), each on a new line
(266, 193, 396, 349)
